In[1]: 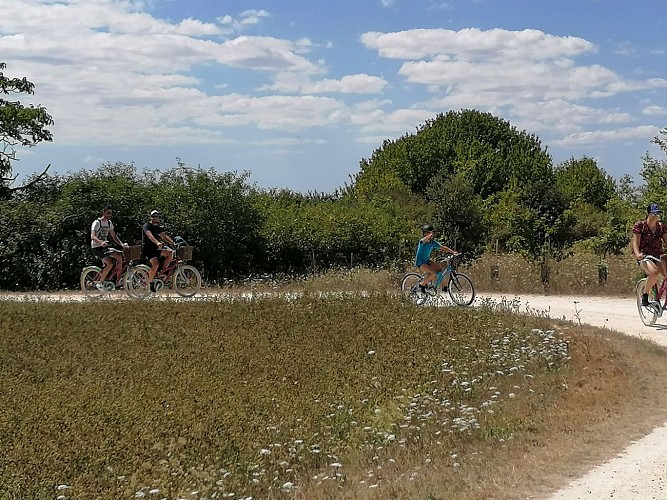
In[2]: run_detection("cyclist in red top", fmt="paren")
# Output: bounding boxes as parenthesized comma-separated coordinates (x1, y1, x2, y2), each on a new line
(632, 202, 667, 306)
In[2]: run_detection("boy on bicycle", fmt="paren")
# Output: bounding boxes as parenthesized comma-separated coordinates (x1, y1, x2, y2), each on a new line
(90, 205, 127, 290)
(415, 224, 458, 296)
(632, 202, 667, 306)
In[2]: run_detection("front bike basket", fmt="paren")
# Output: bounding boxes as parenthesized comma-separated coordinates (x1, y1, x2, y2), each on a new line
(123, 245, 142, 261)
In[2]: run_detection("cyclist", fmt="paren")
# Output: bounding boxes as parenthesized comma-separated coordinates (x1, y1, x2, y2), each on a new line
(632, 202, 667, 306)
(90, 205, 127, 290)
(415, 223, 458, 297)
(142, 210, 175, 292)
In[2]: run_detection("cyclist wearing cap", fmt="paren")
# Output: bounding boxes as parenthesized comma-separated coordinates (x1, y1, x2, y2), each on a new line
(142, 210, 175, 292)
(415, 223, 458, 295)
(632, 202, 667, 306)
(90, 205, 126, 290)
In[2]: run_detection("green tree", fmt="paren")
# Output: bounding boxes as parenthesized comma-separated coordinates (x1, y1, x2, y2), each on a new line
(427, 171, 486, 257)
(0, 62, 54, 198)
(354, 109, 552, 200)
(555, 156, 615, 210)
(639, 127, 667, 209)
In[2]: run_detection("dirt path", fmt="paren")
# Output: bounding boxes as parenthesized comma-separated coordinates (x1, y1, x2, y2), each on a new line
(484, 293, 667, 500)
(2, 290, 666, 498)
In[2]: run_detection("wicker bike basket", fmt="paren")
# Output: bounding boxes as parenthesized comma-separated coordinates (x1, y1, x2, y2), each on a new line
(123, 245, 142, 261)
(176, 245, 194, 261)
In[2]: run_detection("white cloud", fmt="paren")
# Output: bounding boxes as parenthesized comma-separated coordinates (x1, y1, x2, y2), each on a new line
(361, 28, 594, 61)
(0, 0, 343, 147)
(360, 27, 667, 141)
(643, 105, 667, 116)
(196, 94, 348, 131)
(553, 125, 659, 147)
(261, 73, 388, 94)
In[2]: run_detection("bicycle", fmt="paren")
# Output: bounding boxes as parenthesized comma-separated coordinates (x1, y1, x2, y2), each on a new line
(400, 254, 476, 307)
(636, 254, 667, 326)
(136, 238, 202, 297)
(80, 245, 151, 299)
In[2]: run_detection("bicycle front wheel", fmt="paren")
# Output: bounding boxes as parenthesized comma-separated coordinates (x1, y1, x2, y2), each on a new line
(448, 272, 475, 306)
(80, 266, 102, 294)
(400, 273, 424, 304)
(125, 266, 151, 299)
(173, 265, 201, 297)
(636, 278, 658, 326)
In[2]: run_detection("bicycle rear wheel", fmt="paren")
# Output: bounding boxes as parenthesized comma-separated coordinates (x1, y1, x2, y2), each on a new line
(400, 273, 424, 305)
(173, 265, 202, 297)
(636, 278, 658, 326)
(80, 266, 102, 295)
(448, 272, 475, 306)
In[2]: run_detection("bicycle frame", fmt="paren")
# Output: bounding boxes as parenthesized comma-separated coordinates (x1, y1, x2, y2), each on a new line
(433, 262, 454, 288)
(155, 251, 182, 283)
(99, 250, 130, 286)
(652, 278, 667, 311)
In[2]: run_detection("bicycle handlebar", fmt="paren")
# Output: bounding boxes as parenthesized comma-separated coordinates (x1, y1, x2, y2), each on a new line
(436, 252, 461, 263)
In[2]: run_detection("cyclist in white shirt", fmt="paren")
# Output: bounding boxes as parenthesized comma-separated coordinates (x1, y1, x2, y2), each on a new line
(90, 205, 126, 290)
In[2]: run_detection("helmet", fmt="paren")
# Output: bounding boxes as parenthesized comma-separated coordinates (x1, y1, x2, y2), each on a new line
(421, 224, 434, 233)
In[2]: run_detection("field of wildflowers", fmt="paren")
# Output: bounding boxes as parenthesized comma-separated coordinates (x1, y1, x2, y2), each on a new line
(2, 291, 665, 499)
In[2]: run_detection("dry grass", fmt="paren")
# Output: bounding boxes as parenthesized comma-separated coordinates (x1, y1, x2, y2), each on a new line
(214, 251, 641, 299)
(468, 252, 640, 296)
(2, 293, 667, 499)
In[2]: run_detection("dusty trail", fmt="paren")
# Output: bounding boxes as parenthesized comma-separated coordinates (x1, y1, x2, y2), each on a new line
(484, 293, 667, 500)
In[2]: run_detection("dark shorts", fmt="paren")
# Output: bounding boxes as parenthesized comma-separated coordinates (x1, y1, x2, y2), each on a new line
(416, 259, 433, 268)
(143, 247, 160, 262)
(91, 246, 107, 260)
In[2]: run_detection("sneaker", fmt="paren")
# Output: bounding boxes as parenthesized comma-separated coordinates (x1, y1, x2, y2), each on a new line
(95, 282, 105, 291)
(419, 284, 426, 294)
(642, 293, 649, 307)
(442, 285, 448, 292)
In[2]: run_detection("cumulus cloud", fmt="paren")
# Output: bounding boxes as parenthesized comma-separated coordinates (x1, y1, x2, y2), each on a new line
(0, 0, 365, 146)
(643, 105, 667, 115)
(553, 126, 660, 147)
(260, 73, 388, 94)
(218, 10, 271, 32)
(361, 28, 594, 61)
(359, 26, 667, 144)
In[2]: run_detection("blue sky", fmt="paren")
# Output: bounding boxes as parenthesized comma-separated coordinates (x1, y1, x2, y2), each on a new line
(2, 0, 667, 192)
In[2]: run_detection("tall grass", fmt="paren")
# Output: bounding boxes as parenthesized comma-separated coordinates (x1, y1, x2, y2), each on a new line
(0, 295, 573, 499)
(467, 252, 640, 296)
(218, 252, 641, 298)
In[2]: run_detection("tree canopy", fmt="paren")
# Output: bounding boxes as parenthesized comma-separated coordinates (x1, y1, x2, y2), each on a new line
(0, 62, 54, 198)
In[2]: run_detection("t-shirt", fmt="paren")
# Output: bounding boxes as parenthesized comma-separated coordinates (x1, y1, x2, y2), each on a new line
(142, 222, 163, 253)
(632, 220, 666, 258)
(415, 240, 442, 267)
(91, 218, 114, 248)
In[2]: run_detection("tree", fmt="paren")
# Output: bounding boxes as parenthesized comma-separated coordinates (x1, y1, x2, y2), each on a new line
(555, 156, 615, 210)
(0, 62, 54, 198)
(354, 109, 553, 200)
(427, 171, 486, 257)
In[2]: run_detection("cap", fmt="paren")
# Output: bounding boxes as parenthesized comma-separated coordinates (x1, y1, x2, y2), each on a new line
(648, 203, 662, 215)
(150, 210, 160, 217)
